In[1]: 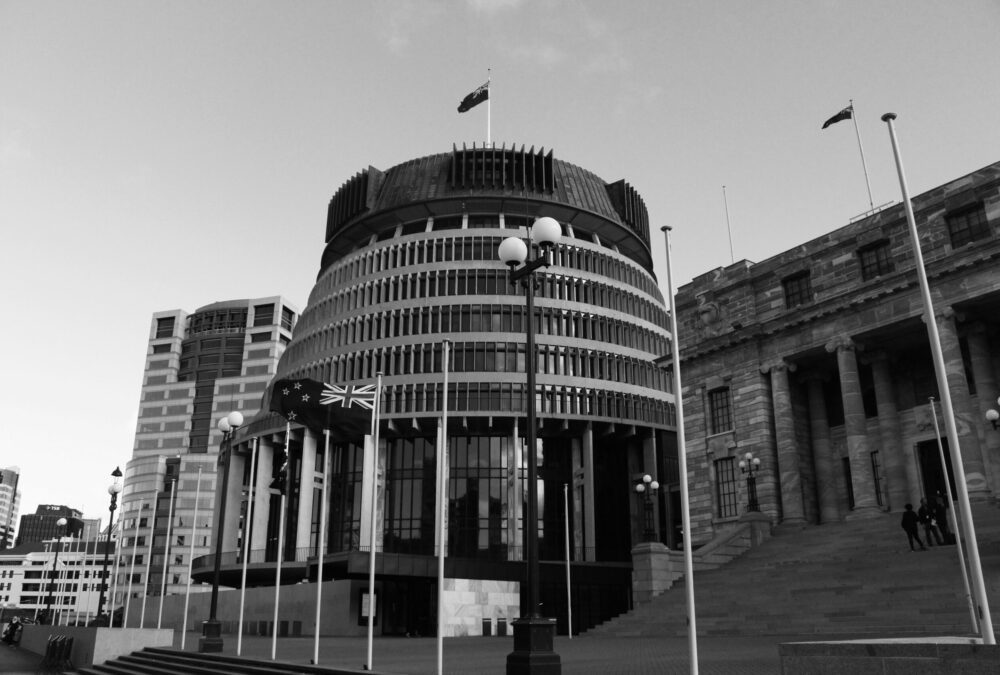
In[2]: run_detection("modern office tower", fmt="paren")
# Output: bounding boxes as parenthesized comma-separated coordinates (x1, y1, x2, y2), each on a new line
(0, 467, 20, 549)
(120, 297, 297, 606)
(674, 160, 1000, 541)
(199, 145, 677, 637)
(15, 505, 83, 547)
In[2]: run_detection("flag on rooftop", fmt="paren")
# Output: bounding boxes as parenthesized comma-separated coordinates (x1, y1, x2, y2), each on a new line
(458, 81, 489, 113)
(822, 104, 853, 129)
(269, 378, 376, 439)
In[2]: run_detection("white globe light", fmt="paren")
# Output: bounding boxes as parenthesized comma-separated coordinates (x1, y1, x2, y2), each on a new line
(56, 518, 67, 527)
(986, 409, 999, 422)
(498, 237, 527, 266)
(218, 417, 232, 433)
(227, 411, 244, 428)
(650, 481, 660, 491)
(108, 482, 123, 495)
(643, 474, 652, 484)
(635, 483, 645, 493)
(531, 217, 561, 247)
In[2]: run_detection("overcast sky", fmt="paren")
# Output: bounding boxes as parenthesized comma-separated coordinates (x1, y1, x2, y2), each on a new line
(2, 0, 999, 525)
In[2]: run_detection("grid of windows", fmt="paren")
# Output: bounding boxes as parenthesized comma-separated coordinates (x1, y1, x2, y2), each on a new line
(946, 205, 990, 248)
(253, 304, 275, 327)
(707, 387, 732, 434)
(155, 317, 175, 339)
(858, 241, 893, 281)
(714, 457, 739, 518)
(782, 272, 812, 308)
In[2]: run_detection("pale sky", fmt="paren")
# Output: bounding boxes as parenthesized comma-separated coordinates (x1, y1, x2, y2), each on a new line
(2, 0, 998, 526)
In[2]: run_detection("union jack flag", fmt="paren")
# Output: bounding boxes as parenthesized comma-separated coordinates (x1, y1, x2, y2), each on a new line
(321, 383, 377, 411)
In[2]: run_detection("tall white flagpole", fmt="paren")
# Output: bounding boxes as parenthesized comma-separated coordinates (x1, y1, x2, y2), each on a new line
(662, 225, 700, 674)
(158, 476, 177, 629)
(928, 397, 978, 633)
(563, 483, 572, 640)
(437, 341, 450, 675)
(273, 424, 291, 661)
(238, 438, 259, 657)
(313, 430, 331, 665)
(366, 372, 384, 672)
(722, 186, 735, 265)
(486, 69, 491, 147)
(123, 502, 143, 628)
(882, 112, 994, 644)
(181, 467, 203, 649)
(111, 521, 122, 626)
(140, 494, 158, 628)
(850, 100, 875, 212)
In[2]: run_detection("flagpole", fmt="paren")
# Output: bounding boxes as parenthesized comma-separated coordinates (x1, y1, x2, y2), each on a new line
(111, 519, 122, 626)
(123, 502, 143, 629)
(273, 424, 290, 661)
(366, 372, 383, 672)
(237, 438, 258, 657)
(563, 483, 572, 640)
(158, 476, 177, 629)
(850, 100, 875, 212)
(662, 225, 700, 674)
(928, 397, 978, 633)
(140, 494, 157, 629)
(313, 430, 331, 665)
(882, 112, 994, 645)
(487, 69, 491, 147)
(181, 467, 203, 649)
(437, 341, 450, 675)
(722, 185, 735, 264)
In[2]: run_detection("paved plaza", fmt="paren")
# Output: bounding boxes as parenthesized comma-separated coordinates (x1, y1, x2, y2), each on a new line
(0, 630, 856, 674)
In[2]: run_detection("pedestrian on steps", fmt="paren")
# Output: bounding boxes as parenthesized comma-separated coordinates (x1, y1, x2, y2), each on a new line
(901, 503, 926, 551)
(918, 498, 944, 546)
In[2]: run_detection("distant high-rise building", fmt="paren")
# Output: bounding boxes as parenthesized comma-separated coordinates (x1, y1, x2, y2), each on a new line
(0, 467, 20, 549)
(120, 297, 297, 603)
(15, 505, 83, 547)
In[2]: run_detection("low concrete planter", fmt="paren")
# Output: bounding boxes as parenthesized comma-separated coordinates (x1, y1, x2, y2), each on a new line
(779, 637, 999, 674)
(20, 625, 174, 666)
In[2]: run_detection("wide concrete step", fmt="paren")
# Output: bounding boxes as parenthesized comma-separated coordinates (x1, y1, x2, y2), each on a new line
(590, 503, 1000, 638)
(72, 646, 372, 675)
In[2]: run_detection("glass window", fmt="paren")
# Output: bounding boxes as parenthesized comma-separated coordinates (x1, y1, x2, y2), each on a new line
(946, 204, 990, 248)
(155, 317, 175, 339)
(708, 387, 732, 434)
(715, 457, 739, 518)
(782, 271, 812, 308)
(254, 304, 274, 327)
(858, 240, 893, 281)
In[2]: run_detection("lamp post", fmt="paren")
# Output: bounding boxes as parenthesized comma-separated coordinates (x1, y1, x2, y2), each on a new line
(739, 451, 761, 512)
(633, 475, 660, 542)
(985, 396, 1000, 429)
(498, 215, 562, 675)
(96, 467, 123, 625)
(199, 410, 243, 653)
(43, 517, 68, 624)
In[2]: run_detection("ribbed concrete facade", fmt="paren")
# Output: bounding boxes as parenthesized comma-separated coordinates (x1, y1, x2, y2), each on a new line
(200, 146, 677, 637)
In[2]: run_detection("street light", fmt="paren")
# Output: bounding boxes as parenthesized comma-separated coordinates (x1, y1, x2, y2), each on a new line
(96, 467, 123, 625)
(498, 215, 562, 675)
(984, 396, 1000, 429)
(199, 410, 243, 653)
(43, 517, 68, 624)
(634, 475, 660, 542)
(738, 451, 761, 512)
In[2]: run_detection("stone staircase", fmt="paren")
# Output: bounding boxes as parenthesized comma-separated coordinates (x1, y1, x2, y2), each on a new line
(70, 647, 372, 675)
(591, 503, 1000, 638)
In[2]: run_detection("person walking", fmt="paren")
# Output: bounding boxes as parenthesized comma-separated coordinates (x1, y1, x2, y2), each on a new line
(901, 503, 926, 552)
(918, 498, 944, 546)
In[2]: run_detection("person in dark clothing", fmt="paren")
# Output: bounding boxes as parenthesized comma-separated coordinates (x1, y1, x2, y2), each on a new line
(901, 503, 926, 551)
(934, 493, 953, 543)
(918, 497, 944, 545)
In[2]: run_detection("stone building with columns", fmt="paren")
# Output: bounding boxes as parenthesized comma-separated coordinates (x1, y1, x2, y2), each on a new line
(190, 145, 677, 638)
(674, 160, 1000, 543)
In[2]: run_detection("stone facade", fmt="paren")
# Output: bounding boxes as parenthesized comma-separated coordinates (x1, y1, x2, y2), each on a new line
(675, 161, 1000, 543)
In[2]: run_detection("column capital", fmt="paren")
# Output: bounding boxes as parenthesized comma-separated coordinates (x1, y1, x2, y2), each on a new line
(930, 305, 964, 323)
(825, 336, 860, 354)
(760, 359, 797, 375)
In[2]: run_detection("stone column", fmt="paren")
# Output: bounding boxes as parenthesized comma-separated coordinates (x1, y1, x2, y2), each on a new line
(805, 375, 840, 523)
(581, 423, 596, 561)
(935, 308, 990, 499)
(966, 322, 1000, 496)
(867, 351, 909, 511)
(762, 360, 804, 524)
(251, 436, 275, 552)
(826, 337, 880, 517)
(296, 429, 318, 554)
(222, 439, 247, 552)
